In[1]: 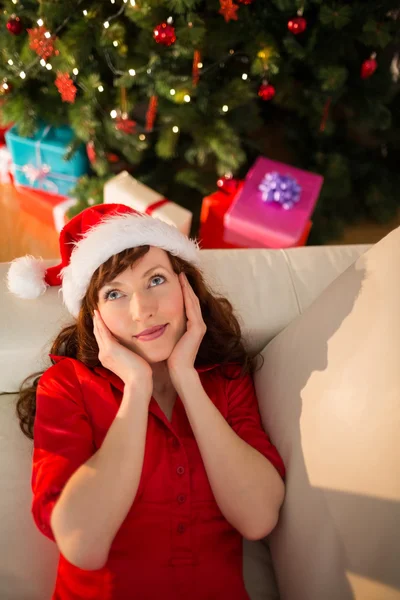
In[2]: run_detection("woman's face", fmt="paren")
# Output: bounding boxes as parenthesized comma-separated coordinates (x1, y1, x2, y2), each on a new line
(96, 247, 187, 364)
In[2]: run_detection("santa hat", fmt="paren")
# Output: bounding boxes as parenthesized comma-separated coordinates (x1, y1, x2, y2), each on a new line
(7, 203, 201, 318)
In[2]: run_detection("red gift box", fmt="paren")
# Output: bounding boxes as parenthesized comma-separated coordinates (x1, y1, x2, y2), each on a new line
(199, 182, 312, 249)
(15, 185, 76, 232)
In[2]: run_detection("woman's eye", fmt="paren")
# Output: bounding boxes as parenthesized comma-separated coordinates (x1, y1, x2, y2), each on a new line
(149, 274, 166, 287)
(104, 289, 121, 301)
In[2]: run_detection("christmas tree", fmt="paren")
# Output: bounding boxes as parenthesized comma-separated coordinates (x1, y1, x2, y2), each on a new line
(1, 0, 399, 244)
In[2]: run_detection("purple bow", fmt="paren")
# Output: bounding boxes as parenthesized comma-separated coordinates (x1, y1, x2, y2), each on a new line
(258, 171, 302, 210)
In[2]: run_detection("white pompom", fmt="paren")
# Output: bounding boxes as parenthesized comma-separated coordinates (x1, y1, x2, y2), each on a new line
(6, 255, 48, 299)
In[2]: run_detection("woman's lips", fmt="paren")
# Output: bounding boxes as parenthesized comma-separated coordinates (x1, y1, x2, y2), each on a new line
(135, 324, 168, 341)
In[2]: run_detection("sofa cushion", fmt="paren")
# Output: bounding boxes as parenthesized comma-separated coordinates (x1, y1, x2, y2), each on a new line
(255, 226, 400, 599)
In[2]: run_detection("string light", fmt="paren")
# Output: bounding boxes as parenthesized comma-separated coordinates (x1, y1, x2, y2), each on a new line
(19, 71, 26, 79)
(46, 64, 52, 70)
(172, 126, 179, 133)
(222, 105, 229, 112)
(184, 94, 191, 102)
(12, 0, 18, 4)
(37, 19, 44, 26)
(40, 59, 46, 67)
(98, 85, 104, 92)
(8, 59, 13, 66)
(129, 69, 136, 76)
(130, 0, 136, 5)
(110, 109, 117, 118)
(2, 83, 9, 91)
(170, 89, 176, 95)
(147, 68, 152, 74)
(44, 31, 51, 39)
(72, 68, 79, 75)
(104, 21, 110, 28)
(113, 41, 119, 47)
(242, 73, 248, 80)
(139, 134, 146, 140)
(167, 16, 173, 24)
(197, 62, 203, 68)
(83, 9, 88, 15)
(111, 0, 116, 3)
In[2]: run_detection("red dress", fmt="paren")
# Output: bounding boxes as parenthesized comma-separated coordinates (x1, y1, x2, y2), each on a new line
(32, 355, 286, 599)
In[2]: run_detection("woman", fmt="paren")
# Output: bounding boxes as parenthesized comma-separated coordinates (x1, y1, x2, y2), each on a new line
(8, 203, 286, 600)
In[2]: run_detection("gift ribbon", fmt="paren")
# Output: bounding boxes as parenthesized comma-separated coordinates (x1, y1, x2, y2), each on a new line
(14, 125, 78, 194)
(144, 198, 170, 215)
(258, 171, 302, 210)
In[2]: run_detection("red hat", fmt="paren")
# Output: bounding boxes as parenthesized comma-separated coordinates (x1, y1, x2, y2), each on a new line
(7, 203, 201, 318)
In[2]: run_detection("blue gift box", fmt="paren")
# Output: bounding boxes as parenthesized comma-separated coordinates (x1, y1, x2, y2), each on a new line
(5, 123, 89, 197)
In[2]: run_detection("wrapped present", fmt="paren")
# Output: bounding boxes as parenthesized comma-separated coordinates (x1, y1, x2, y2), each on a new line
(15, 185, 77, 233)
(223, 156, 323, 248)
(104, 170, 192, 236)
(0, 123, 13, 145)
(5, 123, 89, 197)
(0, 144, 14, 184)
(199, 180, 312, 249)
(199, 182, 244, 249)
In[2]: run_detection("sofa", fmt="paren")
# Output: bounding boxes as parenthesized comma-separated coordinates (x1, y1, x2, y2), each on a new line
(1, 226, 399, 600)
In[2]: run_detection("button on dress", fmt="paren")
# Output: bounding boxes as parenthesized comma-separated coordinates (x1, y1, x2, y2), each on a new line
(32, 355, 286, 599)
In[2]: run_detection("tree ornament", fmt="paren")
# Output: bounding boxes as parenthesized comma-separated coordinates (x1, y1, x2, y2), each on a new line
(258, 81, 275, 101)
(86, 141, 120, 165)
(219, 0, 239, 22)
(7, 16, 23, 35)
(288, 16, 307, 34)
(192, 50, 201, 87)
(146, 95, 158, 131)
(115, 116, 137, 135)
(361, 53, 377, 79)
(0, 80, 12, 96)
(55, 72, 77, 103)
(27, 26, 59, 61)
(153, 22, 176, 46)
(217, 175, 240, 194)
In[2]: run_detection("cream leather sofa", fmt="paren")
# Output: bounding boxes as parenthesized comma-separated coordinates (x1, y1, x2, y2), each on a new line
(1, 227, 399, 600)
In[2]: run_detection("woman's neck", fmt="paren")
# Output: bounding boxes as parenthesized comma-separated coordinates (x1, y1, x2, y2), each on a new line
(151, 360, 175, 396)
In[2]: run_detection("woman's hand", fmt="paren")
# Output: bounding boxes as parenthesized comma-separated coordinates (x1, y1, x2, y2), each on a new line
(167, 272, 207, 381)
(93, 309, 153, 392)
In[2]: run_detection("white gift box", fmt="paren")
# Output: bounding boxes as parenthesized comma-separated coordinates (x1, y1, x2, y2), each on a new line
(103, 171, 192, 236)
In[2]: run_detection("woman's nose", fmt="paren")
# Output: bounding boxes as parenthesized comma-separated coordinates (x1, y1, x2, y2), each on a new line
(129, 292, 157, 320)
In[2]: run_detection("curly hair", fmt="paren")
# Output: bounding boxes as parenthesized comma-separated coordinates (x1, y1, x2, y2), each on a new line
(13, 246, 263, 441)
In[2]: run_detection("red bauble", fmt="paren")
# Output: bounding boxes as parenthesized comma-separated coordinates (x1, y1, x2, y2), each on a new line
(288, 16, 307, 34)
(7, 16, 23, 35)
(217, 176, 240, 195)
(361, 57, 378, 79)
(258, 82, 275, 101)
(153, 22, 176, 46)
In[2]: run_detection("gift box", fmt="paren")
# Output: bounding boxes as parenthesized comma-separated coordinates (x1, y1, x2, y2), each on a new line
(103, 170, 192, 236)
(223, 156, 323, 249)
(15, 185, 77, 233)
(0, 123, 13, 145)
(0, 144, 14, 184)
(199, 180, 312, 249)
(5, 122, 89, 197)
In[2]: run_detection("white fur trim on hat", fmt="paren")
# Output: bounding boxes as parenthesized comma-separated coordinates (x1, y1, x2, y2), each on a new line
(61, 212, 201, 318)
(7, 255, 48, 299)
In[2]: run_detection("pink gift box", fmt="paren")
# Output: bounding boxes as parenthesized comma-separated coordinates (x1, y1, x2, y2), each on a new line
(223, 156, 324, 248)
